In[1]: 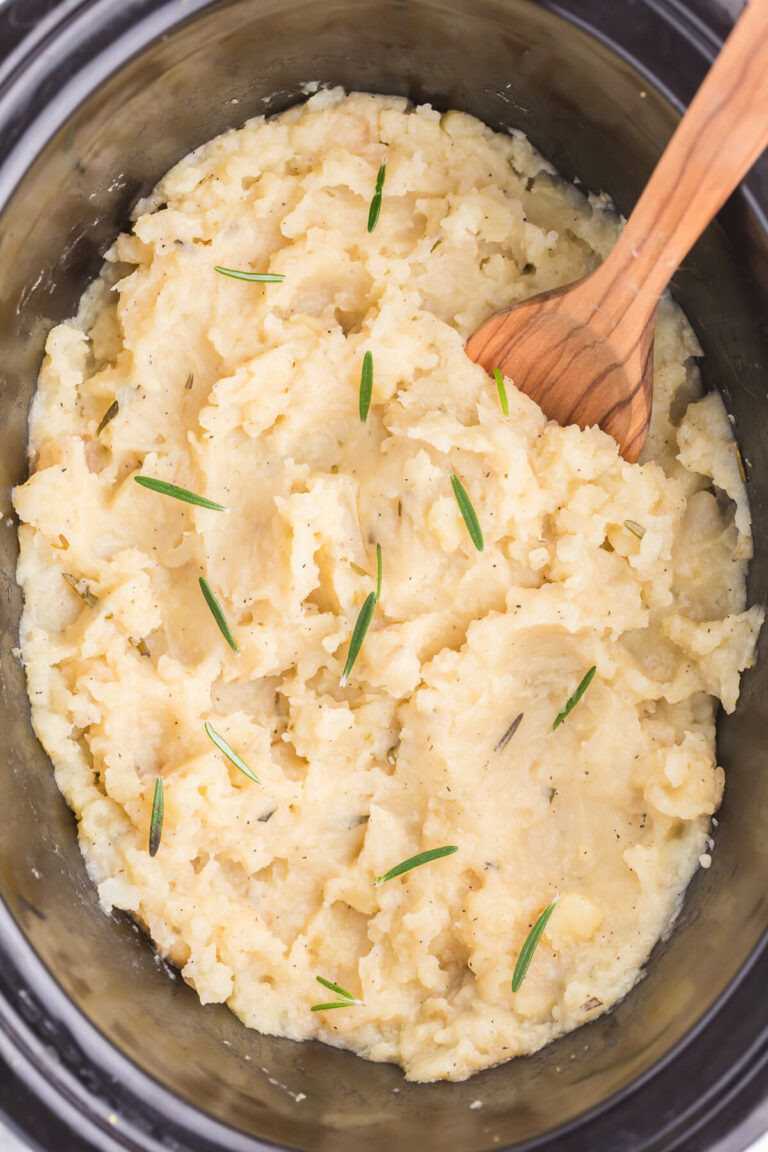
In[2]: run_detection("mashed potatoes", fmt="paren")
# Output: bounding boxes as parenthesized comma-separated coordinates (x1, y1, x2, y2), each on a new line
(14, 90, 763, 1082)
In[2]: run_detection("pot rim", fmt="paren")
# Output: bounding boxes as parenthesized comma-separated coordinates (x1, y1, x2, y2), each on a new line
(0, 2, 766, 1151)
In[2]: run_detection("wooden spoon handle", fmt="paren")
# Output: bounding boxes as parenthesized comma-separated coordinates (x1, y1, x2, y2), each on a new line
(593, 0, 768, 328)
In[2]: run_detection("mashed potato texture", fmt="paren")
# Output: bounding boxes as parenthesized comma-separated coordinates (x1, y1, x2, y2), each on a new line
(14, 90, 763, 1081)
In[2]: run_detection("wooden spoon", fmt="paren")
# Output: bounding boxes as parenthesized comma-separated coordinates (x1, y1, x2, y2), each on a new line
(466, 0, 768, 462)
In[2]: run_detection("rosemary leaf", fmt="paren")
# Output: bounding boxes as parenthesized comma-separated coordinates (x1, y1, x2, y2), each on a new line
(134, 476, 228, 512)
(199, 577, 239, 653)
(311, 1001, 359, 1012)
(52, 534, 70, 551)
(340, 591, 376, 687)
(512, 897, 559, 992)
(131, 637, 151, 657)
(375, 542, 382, 602)
(315, 976, 359, 1001)
(214, 266, 284, 283)
(205, 720, 261, 785)
(62, 572, 98, 607)
(367, 160, 387, 233)
(96, 399, 119, 435)
(359, 350, 374, 422)
(552, 666, 596, 730)
(624, 519, 645, 540)
(494, 713, 523, 752)
(185, 373, 194, 390)
(450, 474, 484, 552)
(374, 845, 458, 887)
(149, 777, 164, 858)
(493, 368, 509, 419)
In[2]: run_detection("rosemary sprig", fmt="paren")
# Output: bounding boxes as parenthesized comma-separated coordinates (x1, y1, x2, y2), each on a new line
(340, 592, 376, 687)
(374, 845, 458, 886)
(96, 399, 119, 435)
(205, 720, 261, 785)
(494, 713, 523, 752)
(310, 976, 363, 1012)
(512, 897, 559, 992)
(367, 160, 387, 233)
(359, 351, 374, 422)
(134, 476, 228, 512)
(732, 441, 747, 484)
(450, 474, 484, 552)
(624, 520, 645, 540)
(214, 266, 284, 283)
(316, 976, 357, 998)
(493, 368, 509, 418)
(199, 577, 238, 653)
(149, 777, 164, 858)
(62, 572, 98, 607)
(552, 666, 596, 730)
(340, 547, 382, 686)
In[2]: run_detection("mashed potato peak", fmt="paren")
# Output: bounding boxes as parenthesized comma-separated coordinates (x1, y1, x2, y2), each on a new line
(14, 90, 762, 1082)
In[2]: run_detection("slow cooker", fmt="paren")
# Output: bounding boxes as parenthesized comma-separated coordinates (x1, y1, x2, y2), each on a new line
(0, 1, 766, 1150)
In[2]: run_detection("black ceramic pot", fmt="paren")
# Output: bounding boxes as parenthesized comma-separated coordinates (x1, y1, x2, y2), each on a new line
(0, 1, 766, 1150)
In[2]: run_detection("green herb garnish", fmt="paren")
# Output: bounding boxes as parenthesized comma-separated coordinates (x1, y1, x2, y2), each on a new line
(359, 351, 374, 422)
(493, 368, 509, 418)
(340, 547, 382, 686)
(374, 845, 458, 886)
(367, 161, 387, 233)
(732, 442, 747, 484)
(213, 266, 284, 283)
(134, 476, 228, 512)
(450, 474, 484, 552)
(624, 520, 645, 540)
(494, 713, 523, 752)
(340, 592, 376, 687)
(311, 976, 362, 1012)
(552, 666, 596, 730)
(96, 399, 119, 435)
(62, 572, 98, 607)
(512, 897, 559, 992)
(149, 777, 164, 858)
(199, 577, 238, 653)
(205, 720, 261, 785)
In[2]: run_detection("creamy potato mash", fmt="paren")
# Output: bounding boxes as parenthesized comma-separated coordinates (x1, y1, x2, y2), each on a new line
(14, 90, 762, 1082)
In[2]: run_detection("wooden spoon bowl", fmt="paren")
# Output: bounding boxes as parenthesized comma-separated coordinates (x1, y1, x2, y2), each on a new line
(467, 0, 768, 462)
(466, 273, 654, 462)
